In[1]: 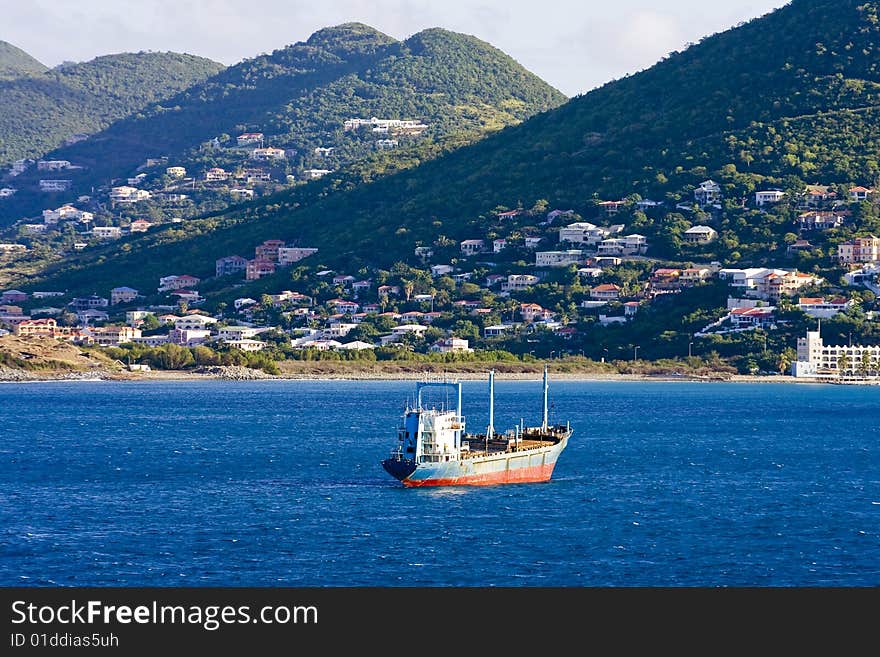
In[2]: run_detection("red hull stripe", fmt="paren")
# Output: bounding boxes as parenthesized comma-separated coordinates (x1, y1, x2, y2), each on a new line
(402, 462, 556, 487)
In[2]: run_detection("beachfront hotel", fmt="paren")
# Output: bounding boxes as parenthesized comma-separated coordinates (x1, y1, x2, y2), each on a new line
(792, 329, 880, 379)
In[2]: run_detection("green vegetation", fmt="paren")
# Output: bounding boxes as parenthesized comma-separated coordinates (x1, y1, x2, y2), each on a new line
(0, 51, 224, 164)
(18, 0, 880, 297)
(0, 41, 48, 79)
(0, 23, 565, 225)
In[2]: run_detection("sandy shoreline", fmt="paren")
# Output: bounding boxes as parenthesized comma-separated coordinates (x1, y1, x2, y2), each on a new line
(0, 367, 852, 385)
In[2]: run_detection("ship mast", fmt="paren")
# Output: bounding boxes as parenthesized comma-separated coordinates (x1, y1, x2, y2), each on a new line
(487, 369, 495, 440)
(541, 364, 549, 431)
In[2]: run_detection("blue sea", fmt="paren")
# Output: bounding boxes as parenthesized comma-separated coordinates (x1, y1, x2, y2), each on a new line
(0, 379, 877, 586)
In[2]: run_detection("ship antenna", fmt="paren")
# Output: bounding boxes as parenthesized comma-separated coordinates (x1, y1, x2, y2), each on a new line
(541, 364, 549, 432)
(487, 369, 495, 440)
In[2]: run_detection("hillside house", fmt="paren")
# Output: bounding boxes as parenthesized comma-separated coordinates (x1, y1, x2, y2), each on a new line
(110, 186, 151, 205)
(590, 284, 621, 301)
(110, 287, 139, 305)
(430, 264, 454, 277)
(598, 200, 625, 216)
(166, 166, 186, 178)
(129, 219, 152, 233)
(216, 255, 248, 277)
(597, 234, 647, 255)
(849, 186, 874, 202)
(69, 295, 109, 310)
(169, 328, 212, 346)
(303, 169, 331, 179)
(558, 222, 605, 245)
(217, 326, 269, 341)
(255, 239, 286, 262)
(683, 225, 718, 244)
(39, 180, 72, 192)
(519, 303, 554, 323)
(1, 290, 28, 303)
(755, 190, 786, 206)
(430, 338, 471, 353)
(327, 299, 360, 314)
(837, 236, 880, 264)
(251, 147, 286, 161)
(546, 209, 575, 223)
(237, 133, 264, 146)
(680, 267, 711, 286)
(460, 240, 486, 256)
(230, 188, 254, 199)
(174, 314, 217, 331)
(414, 246, 434, 261)
(798, 297, 852, 319)
(787, 239, 814, 254)
(730, 306, 776, 328)
(158, 275, 200, 292)
(37, 160, 71, 171)
(797, 211, 846, 231)
(496, 209, 523, 220)
(694, 180, 722, 207)
(493, 238, 507, 253)
(802, 185, 837, 208)
(277, 247, 318, 265)
(535, 250, 585, 267)
(84, 325, 141, 346)
(377, 285, 400, 297)
(171, 289, 202, 304)
(650, 268, 682, 292)
(246, 258, 276, 281)
(502, 274, 540, 292)
(205, 167, 229, 181)
(92, 226, 122, 240)
(524, 236, 543, 249)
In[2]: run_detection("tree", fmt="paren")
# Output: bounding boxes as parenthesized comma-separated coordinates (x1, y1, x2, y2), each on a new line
(837, 352, 851, 377)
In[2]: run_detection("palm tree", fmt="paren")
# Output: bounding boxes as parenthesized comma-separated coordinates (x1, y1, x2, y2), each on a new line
(837, 352, 851, 378)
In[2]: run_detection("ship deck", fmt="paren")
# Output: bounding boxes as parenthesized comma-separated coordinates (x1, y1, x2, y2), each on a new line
(460, 429, 566, 460)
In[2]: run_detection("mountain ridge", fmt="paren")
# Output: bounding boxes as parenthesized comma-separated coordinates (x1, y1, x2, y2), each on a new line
(0, 51, 225, 164)
(0, 40, 48, 79)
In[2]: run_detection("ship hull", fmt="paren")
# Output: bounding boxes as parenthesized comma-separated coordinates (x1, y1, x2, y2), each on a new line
(383, 434, 569, 487)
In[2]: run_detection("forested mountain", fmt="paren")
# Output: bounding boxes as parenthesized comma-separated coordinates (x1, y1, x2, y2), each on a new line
(0, 22, 564, 224)
(0, 51, 224, 164)
(0, 41, 48, 79)
(15, 0, 880, 296)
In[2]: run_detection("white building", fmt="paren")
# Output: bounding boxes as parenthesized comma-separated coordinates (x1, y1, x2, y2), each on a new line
(110, 186, 152, 205)
(460, 240, 485, 256)
(92, 226, 122, 240)
(797, 297, 853, 318)
(535, 250, 585, 267)
(695, 180, 722, 207)
(683, 225, 718, 244)
(39, 180, 72, 192)
(502, 274, 540, 292)
(793, 330, 880, 379)
(174, 314, 217, 331)
(277, 247, 318, 265)
(755, 190, 786, 206)
(558, 222, 613, 245)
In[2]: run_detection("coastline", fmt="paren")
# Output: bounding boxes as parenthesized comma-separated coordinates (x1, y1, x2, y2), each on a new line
(0, 364, 855, 385)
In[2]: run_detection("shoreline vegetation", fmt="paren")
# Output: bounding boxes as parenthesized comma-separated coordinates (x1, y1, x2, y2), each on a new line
(0, 361, 863, 385)
(2, 336, 877, 384)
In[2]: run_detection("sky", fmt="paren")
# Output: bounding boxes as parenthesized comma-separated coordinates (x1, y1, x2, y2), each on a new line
(1, 0, 788, 97)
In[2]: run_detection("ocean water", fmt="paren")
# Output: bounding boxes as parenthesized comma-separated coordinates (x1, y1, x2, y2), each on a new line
(0, 379, 877, 587)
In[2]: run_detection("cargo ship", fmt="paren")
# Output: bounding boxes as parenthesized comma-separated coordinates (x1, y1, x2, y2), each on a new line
(382, 367, 571, 487)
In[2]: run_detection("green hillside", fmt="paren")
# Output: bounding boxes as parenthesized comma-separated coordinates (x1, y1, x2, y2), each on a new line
(0, 23, 565, 225)
(0, 51, 224, 164)
(0, 40, 48, 79)
(14, 0, 880, 297)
